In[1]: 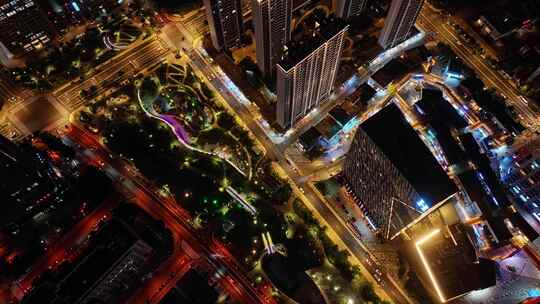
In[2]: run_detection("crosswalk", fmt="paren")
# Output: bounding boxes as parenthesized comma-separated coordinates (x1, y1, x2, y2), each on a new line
(0, 76, 33, 106)
(0, 121, 23, 141)
(54, 39, 169, 111)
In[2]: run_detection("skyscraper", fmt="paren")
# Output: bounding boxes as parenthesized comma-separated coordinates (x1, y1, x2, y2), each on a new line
(342, 104, 456, 239)
(0, 0, 54, 60)
(276, 16, 348, 129)
(203, 0, 244, 51)
(336, 0, 367, 19)
(378, 0, 424, 49)
(252, 0, 292, 78)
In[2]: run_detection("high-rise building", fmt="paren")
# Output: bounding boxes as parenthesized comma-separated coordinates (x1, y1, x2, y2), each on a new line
(336, 0, 367, 19)
(252, 0, 292, 77)
(276, 16, 348, 129)
(0, 135, 61, 225)
(0, 0, 54, 59)
(342, 104, 457, 239)
(203, 0, 244, 51)
(378, 0, 424, 49)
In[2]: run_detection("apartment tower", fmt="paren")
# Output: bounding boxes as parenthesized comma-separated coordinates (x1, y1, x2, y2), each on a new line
(203, 0, 244, 51)
(378, 0, 424, 49)
(336, 0, 367, 19)
(276, 16, 348, 129)
(252, 0, 292, 77)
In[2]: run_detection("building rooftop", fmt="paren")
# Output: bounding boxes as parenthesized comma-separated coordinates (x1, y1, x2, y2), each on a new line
(370, 58, 411, 87)
(361, 103, 457, 206)
(415, 89, 469, 165)
(401, 201, 496, 302)
(329, 106, 352, 126)
(299, 127, 322, 151)
(459, 133, 510, 208)
(278, 14, 348, 71)
(416, 89, 468, 128)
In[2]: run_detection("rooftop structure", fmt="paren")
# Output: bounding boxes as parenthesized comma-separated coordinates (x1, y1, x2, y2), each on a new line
(401, 201, 496, 303)
(414, 89, 469, 166)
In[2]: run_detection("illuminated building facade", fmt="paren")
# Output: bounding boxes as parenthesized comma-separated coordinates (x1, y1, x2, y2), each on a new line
(378, 0, 424, 49)
(502, 145, 540, 220)
(335, 0, 367, 19)
(276, 16, 348, 129)
(0, 135, 63, 226)
(342, 104, 457, 239)
(252, 0, 292, 78)
(203, 0, 244, 51)
(0, 0, 54, 58)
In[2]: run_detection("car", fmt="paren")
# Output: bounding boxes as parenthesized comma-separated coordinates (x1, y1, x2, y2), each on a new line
(79, 111, 92, 123)
(84, 123, 100, 134)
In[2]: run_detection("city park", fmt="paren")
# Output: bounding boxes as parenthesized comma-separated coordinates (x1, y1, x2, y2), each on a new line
(74, 55, 388, 303)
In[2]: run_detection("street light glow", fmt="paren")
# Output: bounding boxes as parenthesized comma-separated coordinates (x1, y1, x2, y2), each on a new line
(415, 228, 445, 303)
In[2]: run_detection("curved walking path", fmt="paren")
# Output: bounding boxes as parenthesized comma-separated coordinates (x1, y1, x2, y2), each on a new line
(137, 84, 248, 177)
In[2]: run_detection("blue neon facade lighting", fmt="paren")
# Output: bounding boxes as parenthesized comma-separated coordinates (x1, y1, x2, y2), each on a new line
(71, 1, 80, 11)
(416, 199, 429, 212)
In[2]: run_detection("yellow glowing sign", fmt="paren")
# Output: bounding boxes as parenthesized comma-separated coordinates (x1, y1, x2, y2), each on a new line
(415, 229, 445, 303)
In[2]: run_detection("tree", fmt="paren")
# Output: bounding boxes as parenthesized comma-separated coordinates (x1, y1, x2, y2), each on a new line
(360, 283, 379, 302)
(273, 184, 292, 204)
(217, 112, 235, 130)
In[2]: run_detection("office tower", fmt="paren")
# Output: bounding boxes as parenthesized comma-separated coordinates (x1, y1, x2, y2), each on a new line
(203, 0, 244, 51)
(336, 0, 367, 19)
(378, 0, 424, 49)
(342, 104, 457, 239)
(0, 0, 54, 60)
(252, 0, 292, 77)
(276, 16, 348, 129)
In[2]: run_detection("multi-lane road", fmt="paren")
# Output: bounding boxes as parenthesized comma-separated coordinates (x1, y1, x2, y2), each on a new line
(416, 5, 539, 130)
(5, 3, 534, 303)
(53, 37, 168, 111)
(1, 27, 274, 303)
(65, 125, 274, 304)
(158, 21, 410, 303)
(10, 193, 121, 301)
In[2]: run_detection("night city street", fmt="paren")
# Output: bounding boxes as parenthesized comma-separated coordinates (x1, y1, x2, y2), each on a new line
(1, 0, 540, 303)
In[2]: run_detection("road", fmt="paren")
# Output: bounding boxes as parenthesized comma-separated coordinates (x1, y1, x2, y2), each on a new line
(66, 125, 274, 304)
(416, 5, 539, 131)
(127, 254, 193, 304)
(53, 38, 168, 111)
(160, 22, 410, 303)
(11, 193, 122, 300)
(0, 77, 32, 107)
(1, 24, 271, 303)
